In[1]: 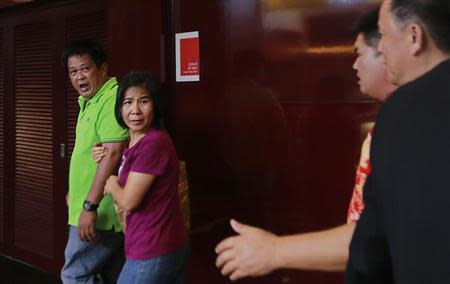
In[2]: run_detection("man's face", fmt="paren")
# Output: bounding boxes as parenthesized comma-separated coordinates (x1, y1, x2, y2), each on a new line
(378, 0, 409, 86)
(67, 54, 107, 100)
(353, 34, 390, 102)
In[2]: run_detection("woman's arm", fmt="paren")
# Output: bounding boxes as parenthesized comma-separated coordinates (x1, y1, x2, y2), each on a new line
(105, 172, 156, 212)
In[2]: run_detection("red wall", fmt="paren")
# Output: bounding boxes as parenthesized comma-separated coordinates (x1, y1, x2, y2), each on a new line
(106, 0, 162, 81)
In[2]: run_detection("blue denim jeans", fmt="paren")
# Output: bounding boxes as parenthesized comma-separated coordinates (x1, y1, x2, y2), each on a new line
(61, 226, 125, 284)
(117, 243, 190, 284)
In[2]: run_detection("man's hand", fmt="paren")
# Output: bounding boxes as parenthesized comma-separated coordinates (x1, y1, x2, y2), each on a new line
(78, 210, 97, 242)
(215, 219, 278, 281)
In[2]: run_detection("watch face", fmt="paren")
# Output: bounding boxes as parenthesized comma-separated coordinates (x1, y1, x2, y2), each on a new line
(83, 201, 97, 211)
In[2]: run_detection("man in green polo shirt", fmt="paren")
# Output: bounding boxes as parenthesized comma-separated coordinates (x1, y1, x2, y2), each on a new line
(60, 39, 128, 284)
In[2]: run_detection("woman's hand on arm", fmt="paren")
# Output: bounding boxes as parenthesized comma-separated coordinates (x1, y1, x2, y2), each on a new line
(106, 171, 156, 212)
(104, 175, 119, 194)
(91, 142, 108, 163)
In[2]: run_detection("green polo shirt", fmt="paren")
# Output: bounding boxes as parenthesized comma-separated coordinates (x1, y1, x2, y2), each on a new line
(68, 77, 129, 231)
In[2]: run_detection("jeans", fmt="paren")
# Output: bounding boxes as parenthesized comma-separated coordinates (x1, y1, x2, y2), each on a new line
(117, 243, 190, 284)
(61, 226, 125, 284)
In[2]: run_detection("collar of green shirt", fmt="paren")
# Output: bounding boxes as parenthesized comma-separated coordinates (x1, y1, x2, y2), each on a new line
(77, 77, 118, 110)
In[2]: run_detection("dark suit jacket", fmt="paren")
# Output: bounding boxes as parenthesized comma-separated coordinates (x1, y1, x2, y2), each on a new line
(345, 59, 450, 284)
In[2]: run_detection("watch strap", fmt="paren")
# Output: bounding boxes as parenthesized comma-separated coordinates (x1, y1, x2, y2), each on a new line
(83, 200, 99, 212)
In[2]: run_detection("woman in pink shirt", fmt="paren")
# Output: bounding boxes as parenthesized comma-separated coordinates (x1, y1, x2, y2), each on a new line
(95, 71, 189, 283)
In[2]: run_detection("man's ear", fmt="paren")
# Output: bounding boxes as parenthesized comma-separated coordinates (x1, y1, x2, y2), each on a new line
(101, 63, 108, 76)
(408, 23, 425, 56)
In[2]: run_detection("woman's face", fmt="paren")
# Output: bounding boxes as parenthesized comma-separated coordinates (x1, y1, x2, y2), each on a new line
(121, 86, 154, 135)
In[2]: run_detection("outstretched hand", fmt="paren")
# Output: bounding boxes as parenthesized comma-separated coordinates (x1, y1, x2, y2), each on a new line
(215, 219, 278, 281)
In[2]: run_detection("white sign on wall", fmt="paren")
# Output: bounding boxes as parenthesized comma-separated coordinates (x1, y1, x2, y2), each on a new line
(175, 31, 200, 82)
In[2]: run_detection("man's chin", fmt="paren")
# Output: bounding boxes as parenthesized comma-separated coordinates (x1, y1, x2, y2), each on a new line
(78, 91, 94, 99)
(359, 86, 367, 95)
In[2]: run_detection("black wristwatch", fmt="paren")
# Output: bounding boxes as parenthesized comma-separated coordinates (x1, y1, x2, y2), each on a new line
(83, 200, 99, 212)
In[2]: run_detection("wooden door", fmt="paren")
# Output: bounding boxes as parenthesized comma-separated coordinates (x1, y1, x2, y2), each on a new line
(0, 0, 105, 274)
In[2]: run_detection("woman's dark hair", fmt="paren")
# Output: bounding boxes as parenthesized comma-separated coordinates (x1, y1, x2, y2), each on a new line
(115, 71, 166, 130)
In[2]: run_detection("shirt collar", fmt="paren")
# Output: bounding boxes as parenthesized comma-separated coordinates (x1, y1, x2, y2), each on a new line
(78, 77, 118, 109)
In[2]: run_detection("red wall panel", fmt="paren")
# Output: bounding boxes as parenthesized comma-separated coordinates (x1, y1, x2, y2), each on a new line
(106, 0, 162, 81)
(0, 27, 4, 245)
(170, 1, 380, 283)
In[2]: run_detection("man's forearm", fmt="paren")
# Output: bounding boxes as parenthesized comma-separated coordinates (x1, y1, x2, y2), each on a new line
(85, 143, 125, 204)
(274, 223, 356, 271)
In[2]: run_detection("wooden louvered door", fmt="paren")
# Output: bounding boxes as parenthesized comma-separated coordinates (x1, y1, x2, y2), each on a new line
(0, 0, 106, 275)
(0, 27, 4, 244)
(14, 22, 54, 258)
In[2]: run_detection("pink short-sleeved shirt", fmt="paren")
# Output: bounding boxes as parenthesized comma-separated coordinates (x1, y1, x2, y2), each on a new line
(118, 129, 188, 259)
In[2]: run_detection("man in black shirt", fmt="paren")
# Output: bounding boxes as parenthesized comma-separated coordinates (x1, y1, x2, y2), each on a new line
(345, 1, 450, 283)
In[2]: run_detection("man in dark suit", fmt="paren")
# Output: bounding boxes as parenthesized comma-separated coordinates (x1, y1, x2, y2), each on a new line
(345, 1, 450, 283)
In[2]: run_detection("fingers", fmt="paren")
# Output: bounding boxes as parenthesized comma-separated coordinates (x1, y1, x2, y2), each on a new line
(86, 223, 96, 242)
(216, 219, 262, 281)
(104, 178, 112, 194)
(93, 148, 106, 155)
(229, 269, 247, 281)
(220, 257, 240, 277)
(104, 175, 117, 194)
(78, 211, 97, 242)
(91, 145, 108, 163)
(216, 240, 235, 267)
(215, 236, 235, 254)
(230, 219, 252, 234)
(230, 219, 242, 233)
(216, 245, 240, 279)
(94, 157, 101, 163)
(216, 243, 249, 281)
(78, 225, 87, 242)
(78, 223, 96, 242)
(106, 175, 117, 182)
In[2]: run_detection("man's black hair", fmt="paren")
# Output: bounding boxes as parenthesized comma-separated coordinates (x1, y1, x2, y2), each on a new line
(391, 0, 450, 52)
(61, 39, 107, 69)
(352, 7, 381, 48)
